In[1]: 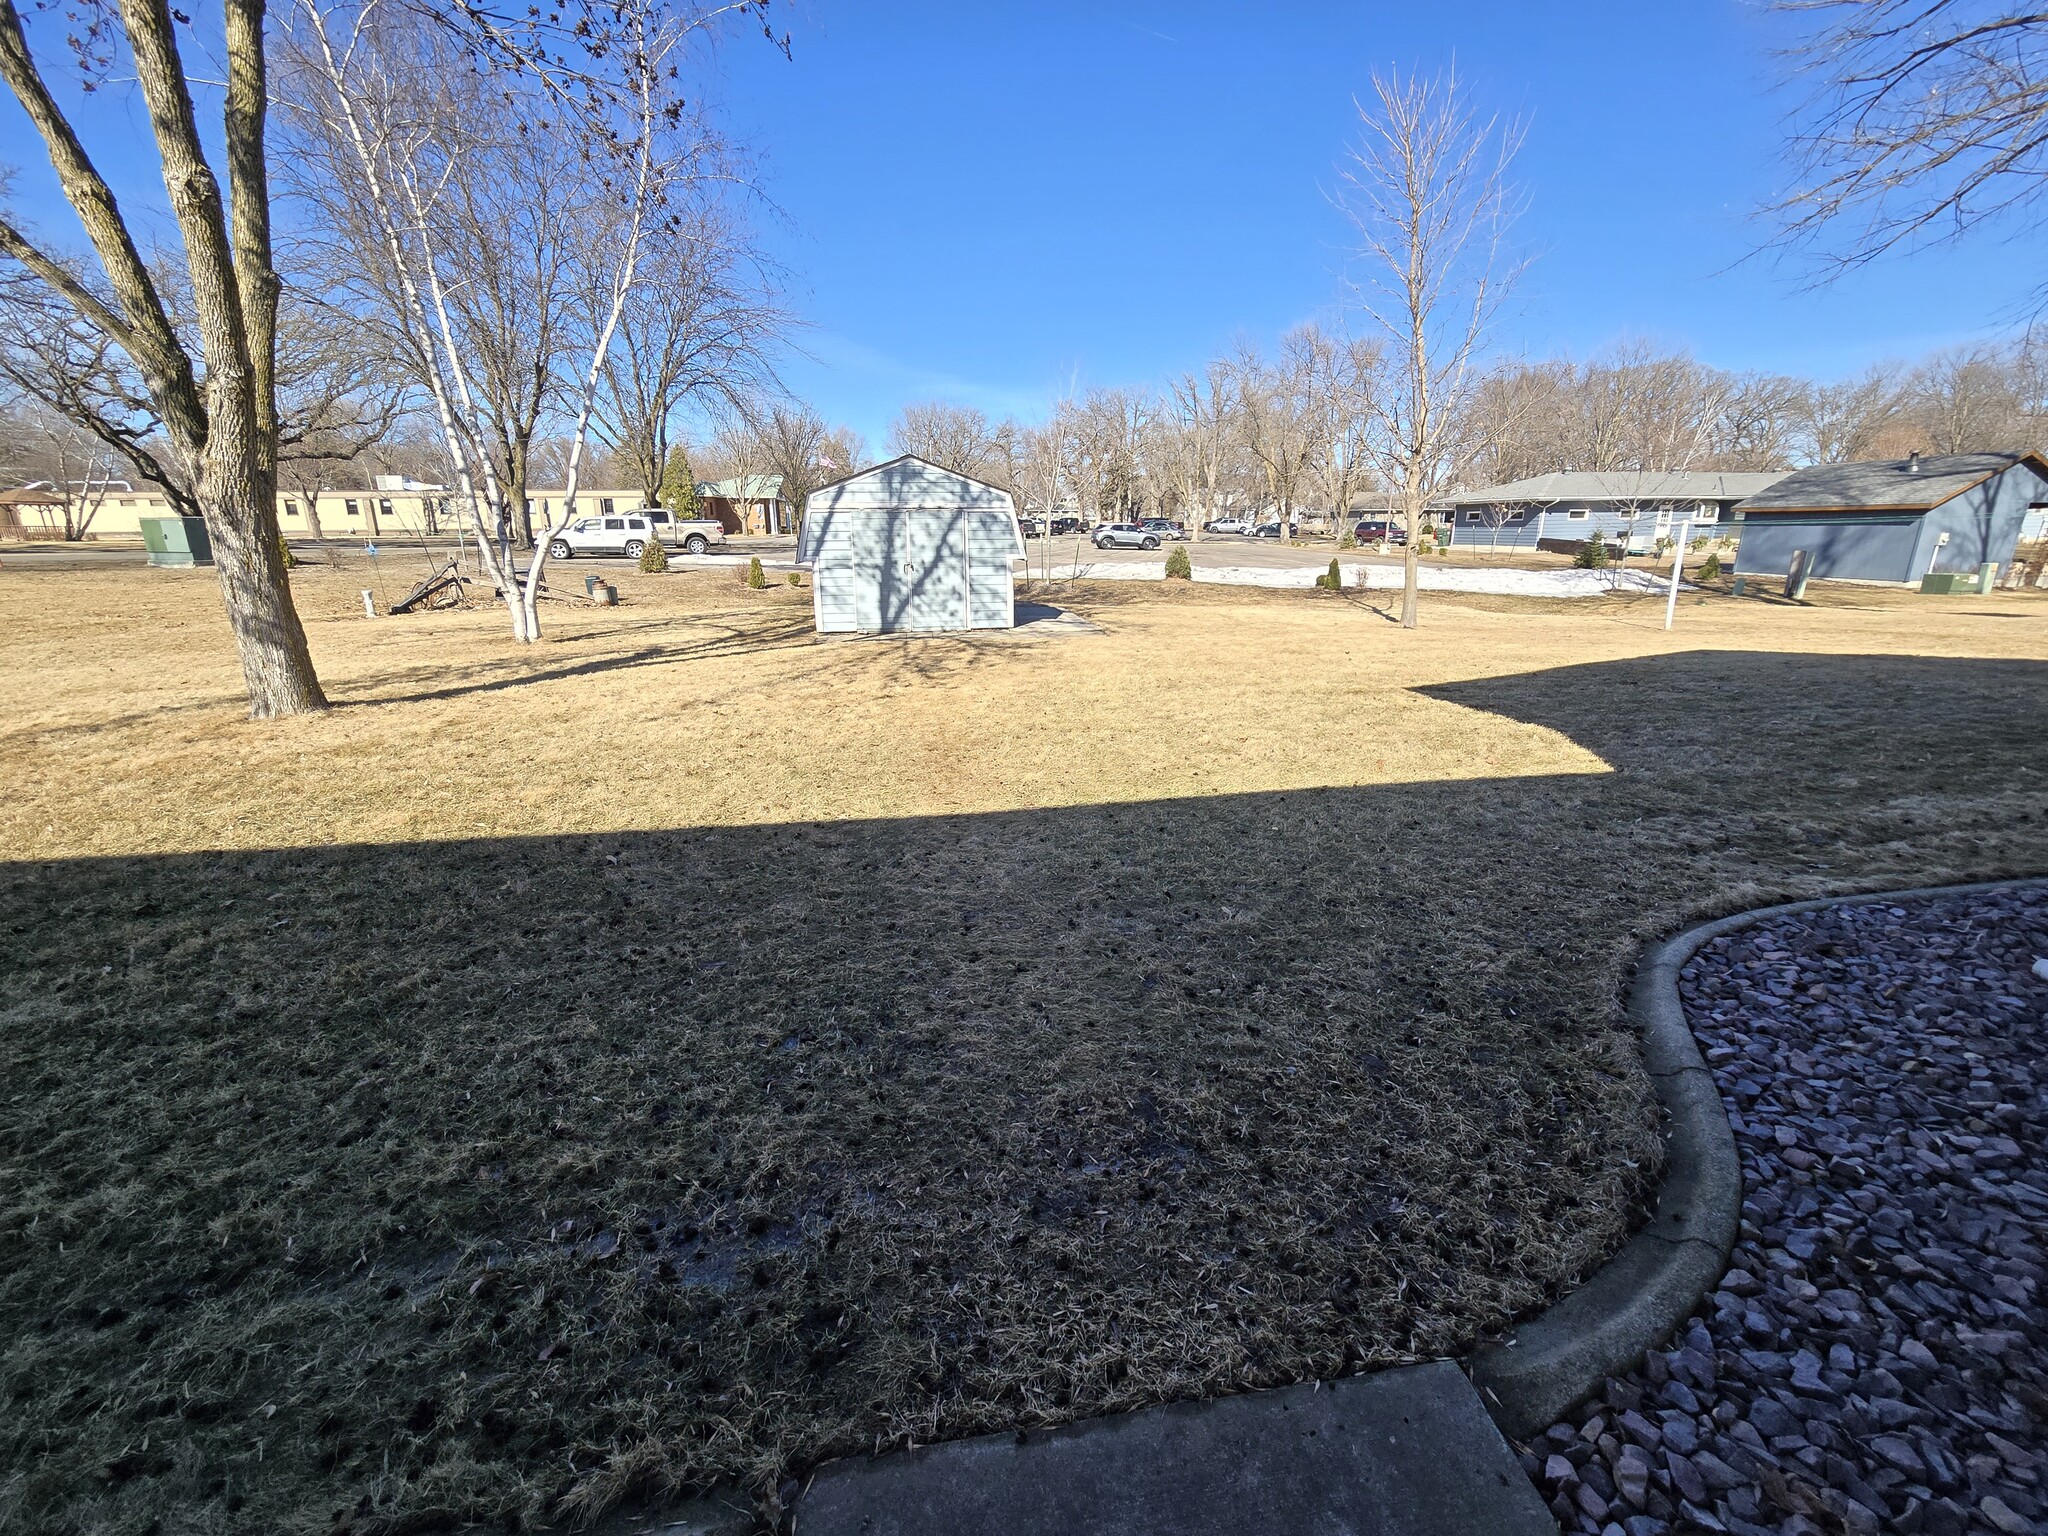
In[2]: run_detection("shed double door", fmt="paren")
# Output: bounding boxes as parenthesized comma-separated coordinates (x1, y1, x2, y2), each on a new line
(841, 510, 1011, 632)
(845, 510, 964, 633)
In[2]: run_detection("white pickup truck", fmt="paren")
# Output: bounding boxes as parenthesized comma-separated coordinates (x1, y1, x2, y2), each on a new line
(546, 509, 727, 560)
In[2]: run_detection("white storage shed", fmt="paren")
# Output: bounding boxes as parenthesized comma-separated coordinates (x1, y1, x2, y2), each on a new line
(798, 455, 1025, 634)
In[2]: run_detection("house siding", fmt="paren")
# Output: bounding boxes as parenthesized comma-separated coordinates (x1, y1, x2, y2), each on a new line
(1445, 500, 1742, 553)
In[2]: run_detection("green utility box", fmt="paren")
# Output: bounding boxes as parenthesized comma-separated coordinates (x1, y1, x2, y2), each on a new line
(139, 515, 214, 567)
(1919, 571, 1971, 595)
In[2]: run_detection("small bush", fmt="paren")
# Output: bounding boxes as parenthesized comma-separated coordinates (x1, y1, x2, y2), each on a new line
(1316, 557, 1342, 591)
(277, 532, 297, 570)
(786, 571, 802, 587)
(1698, 551, 1722, 582)
(745, 556, 766, 590)
(639, 539, 669, 573)
(1338, 533, 1356, 550)
(1164, 545, 1192, 580)
(1575, 531, 1609, 569)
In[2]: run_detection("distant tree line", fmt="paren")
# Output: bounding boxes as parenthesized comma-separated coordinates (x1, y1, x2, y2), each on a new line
(865, 330, 2048, 531)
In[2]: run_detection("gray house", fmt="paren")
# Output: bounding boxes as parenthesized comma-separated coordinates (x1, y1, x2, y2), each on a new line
(1446, 470, 1790, 553)
(1733, 451, 2048, 584)
(799, 455, 1024, 634)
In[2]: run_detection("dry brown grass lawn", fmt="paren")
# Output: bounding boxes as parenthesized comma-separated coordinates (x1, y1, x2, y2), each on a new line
(2, 560, 2045, 1535)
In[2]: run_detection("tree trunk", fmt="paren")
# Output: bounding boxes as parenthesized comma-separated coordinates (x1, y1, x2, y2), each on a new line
(202, 435, 327, 717)
(1401, 471, 1422, 629)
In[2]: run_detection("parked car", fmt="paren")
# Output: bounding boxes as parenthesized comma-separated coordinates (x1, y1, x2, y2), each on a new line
(1051, 514, 1086, 536)
(548, 509, 725, 560)
(1092, 522, 1161, 550)
(1207, 517, 1252, 535)
(1140, 518, 1188, 541)
(1250, 521, 1293, 540)
(643, 508, 728, 554)
(1352, 518, 1408, 547)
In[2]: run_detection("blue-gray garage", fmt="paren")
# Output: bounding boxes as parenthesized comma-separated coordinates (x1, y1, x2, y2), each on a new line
(1734, 452, 2048, 585)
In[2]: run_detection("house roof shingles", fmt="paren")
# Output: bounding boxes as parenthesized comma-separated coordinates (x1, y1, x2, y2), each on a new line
(695, 475, 784, 501)
(1452, 470, 1791, 506)
(1733, 452, 2048, 514)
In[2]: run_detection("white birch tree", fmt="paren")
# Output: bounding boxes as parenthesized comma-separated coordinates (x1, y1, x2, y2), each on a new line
(1339, 68, 1525, 627)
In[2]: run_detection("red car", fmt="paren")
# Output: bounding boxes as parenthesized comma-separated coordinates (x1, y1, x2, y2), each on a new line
(1352, 518, 1408, 547)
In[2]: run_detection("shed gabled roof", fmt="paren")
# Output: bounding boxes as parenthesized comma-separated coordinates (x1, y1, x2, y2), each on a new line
(1451, 470, 1790, 506)
(803, 453, 1012, 503)
(798, 455, 1019, 563)
(1735, 452, 2048, 513)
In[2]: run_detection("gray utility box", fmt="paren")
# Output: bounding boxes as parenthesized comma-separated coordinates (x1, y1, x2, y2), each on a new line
(139, 516, 214, 567)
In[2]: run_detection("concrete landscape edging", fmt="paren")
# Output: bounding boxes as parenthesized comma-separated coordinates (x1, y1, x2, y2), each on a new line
(1466, 875, 2048, 1443)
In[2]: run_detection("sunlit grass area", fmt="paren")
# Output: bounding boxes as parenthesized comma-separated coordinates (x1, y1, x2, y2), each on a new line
(2, 562, 2045, 1534)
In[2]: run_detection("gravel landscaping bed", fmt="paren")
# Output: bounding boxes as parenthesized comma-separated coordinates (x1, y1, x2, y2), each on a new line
(1529, 885, 2048, 1536)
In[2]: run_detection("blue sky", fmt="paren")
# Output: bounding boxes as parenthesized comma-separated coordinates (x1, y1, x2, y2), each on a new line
(3, 0, 2037, 453)
(703, 0, 2037, 448)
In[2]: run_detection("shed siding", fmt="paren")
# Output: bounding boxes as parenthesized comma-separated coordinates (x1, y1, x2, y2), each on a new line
(801, 458, 1021, 634)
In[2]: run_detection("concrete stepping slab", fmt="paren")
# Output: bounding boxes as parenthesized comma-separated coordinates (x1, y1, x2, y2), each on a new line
(794, 1360, 1553, 1535)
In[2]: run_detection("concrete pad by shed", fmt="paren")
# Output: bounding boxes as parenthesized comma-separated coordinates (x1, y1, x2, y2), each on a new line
(794, 1360, 1554, 1536)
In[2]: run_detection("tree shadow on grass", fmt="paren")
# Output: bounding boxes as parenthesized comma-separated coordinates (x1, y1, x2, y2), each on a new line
(2, 651, 2043, 1536)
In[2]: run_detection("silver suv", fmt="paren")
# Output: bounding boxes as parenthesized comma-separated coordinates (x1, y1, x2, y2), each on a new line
(1092, 522, 1161, 550)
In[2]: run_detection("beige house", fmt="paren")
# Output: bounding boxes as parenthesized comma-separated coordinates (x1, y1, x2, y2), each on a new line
(2, 480, 649, 541)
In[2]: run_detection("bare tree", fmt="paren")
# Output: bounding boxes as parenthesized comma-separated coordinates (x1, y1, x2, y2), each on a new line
(1229, 333, 1319, 538)
(591, 203, 786, 506)
(267, 288, 409, 541)
(751, 401, 829, 524)
(1904, 342, 2038, 452)
(1340, 67, 1525, 626)
(1773, 3, 2048, 295)
(1790, 363, 1907, 461)
(3, 397, 117, 538)
(1016, 402, 1082, 582)
(0, 0, 332, 713)
(886, 400, 1010, 482)
(0, 270, 202, 517)
(280, 0, 740, 642)
(1161, 361, 1234, 540)
(1302, 325, 1382, 541)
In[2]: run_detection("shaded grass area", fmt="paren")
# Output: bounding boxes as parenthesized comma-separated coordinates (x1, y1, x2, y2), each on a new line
(1, 568, 2046, 1534)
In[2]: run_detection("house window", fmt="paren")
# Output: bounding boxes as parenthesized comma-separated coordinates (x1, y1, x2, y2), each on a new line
(378, 498, 394, 520)
(1567, 507, 1589, 520)
(284, 501, 300, 518)
(600, 497, 615, 515)
(1696, 507, 1719, 523)
(1464, 509, 1483, 523)
(344, 499, 360, 517)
